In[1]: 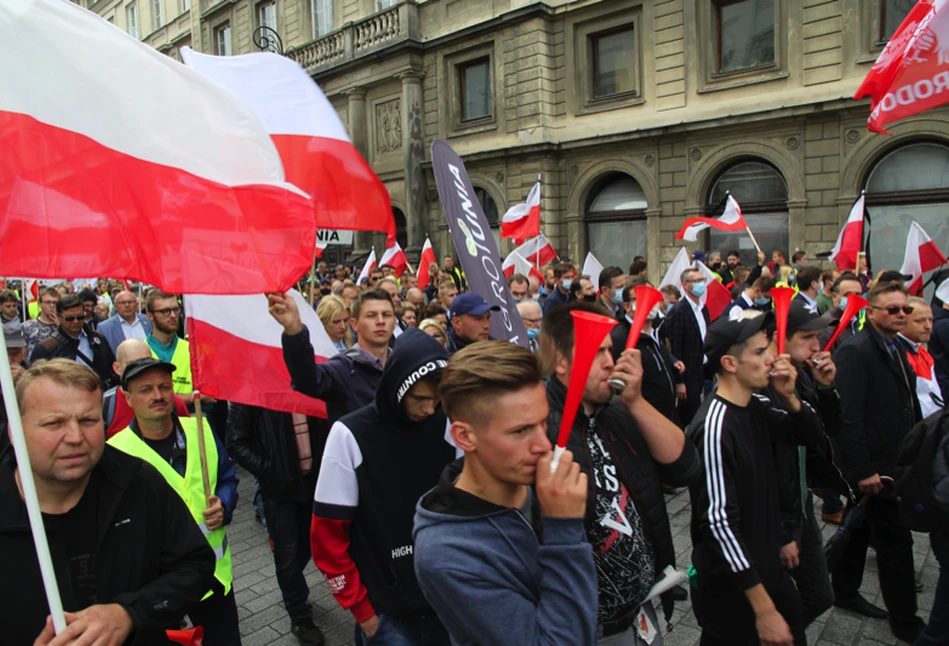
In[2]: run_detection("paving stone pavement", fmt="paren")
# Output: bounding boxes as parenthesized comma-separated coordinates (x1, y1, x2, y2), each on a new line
(229, 469, 937, 646)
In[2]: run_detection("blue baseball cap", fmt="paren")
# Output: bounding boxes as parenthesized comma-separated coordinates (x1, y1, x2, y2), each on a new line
(450, 292, 501, 319)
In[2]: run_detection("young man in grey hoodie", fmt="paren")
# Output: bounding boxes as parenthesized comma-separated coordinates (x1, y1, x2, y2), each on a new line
(413, 341, 598, 645)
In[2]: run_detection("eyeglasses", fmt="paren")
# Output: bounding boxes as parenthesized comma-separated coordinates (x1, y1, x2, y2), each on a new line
(61, 315, 84, 322)
(871, 305, 914, 316)
(150, 306, 181, 316)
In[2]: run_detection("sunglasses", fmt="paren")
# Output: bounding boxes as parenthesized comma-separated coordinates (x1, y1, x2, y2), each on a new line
(871, 305, 914, 315)
(61, 315, 84, 322)
(150, 306, 181, 316)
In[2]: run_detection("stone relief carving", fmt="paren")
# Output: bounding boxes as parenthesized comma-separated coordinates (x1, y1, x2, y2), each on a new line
(376, 99, 402, 154)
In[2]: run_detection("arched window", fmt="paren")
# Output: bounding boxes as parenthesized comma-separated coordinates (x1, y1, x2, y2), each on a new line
(707, 160, 788, 266)
(584, 173, 648, 270)
(393, 207, 407, 250)
(475, 186, 501, 250)
(865, 142, 949, 280)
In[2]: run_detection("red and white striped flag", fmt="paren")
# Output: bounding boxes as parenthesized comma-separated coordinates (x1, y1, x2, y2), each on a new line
(501, 178, 541, 243)
(357, 248, 377, 284)
(186, 291, 337, 417)
(829, 194, 866, 271)
(901, 221, 949, 294)
(502, 251, 544, 280)
(0, 0, 317, 294)
(314, 239, 328, 259)
(417, 238, 437, 289)
(510, 234, 558, 269)
(693, 261, 733, 321)
(675, 195, 748, 242)
(379, 241, 409, 277)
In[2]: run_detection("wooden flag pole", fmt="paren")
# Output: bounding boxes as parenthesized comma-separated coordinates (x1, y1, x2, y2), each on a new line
(193, 391, 212, 500)
(745, 226, 763, 255)
(308, 245, 318, 307)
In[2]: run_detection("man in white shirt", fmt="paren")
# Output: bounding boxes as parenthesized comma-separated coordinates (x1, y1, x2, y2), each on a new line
(661, 268, 710, 426)
(97, 290, 154, 354)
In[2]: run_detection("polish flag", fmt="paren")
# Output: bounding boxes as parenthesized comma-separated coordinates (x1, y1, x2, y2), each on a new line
(502, 251, 544, 280)
(314, 239, 328, 259)
(501, 178, 541, 243)
(900, 221, 949, 294)
(0, 0, 317, 294)
(854, 0, 949, 133)
(379, 241, 409, 277)
(186, 291, 337, 417)
(675, 195, 748, 242)
(182, 48, 395, 240)
(417, 238, 437, 289)
(829, 194, 866, 271)
(660, 247, 692, 291)
(357, 248, 377, 285)
(510, 234, 558, 269)
(693, 261, 732, 321)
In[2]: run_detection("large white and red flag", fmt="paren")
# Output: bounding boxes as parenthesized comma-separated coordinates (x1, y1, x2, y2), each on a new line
(417, 237, 437, 289)
(510, 234, 558, 269)
(502, 251, 544, 280)
(829, 194, 866, 271)
(501, 178, 541, 243)
(855, 0, 949, 133)
(900, 221, 949, 293)
(675, 194, 748, 242)
(357, 248, 377, 284)
(659, 247, 693, 291)
(379, 241, 409, 277)
(0, 0, 318, 294)
(181, 48, 395, 241)
(186, 291, 337, 417)
(693, 261, 733, 321)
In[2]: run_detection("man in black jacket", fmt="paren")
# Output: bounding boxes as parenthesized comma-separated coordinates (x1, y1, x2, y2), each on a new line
(661, 268, 710, 427)
(226, 404, 328, 645)
(310, 328, 456, 645)
(831, 281, 927, 642)
(540, 302, 702, 643)
(4, 359, 214, 645)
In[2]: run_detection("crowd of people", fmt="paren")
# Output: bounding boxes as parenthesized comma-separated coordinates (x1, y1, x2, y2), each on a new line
(4, 244, 949, 646)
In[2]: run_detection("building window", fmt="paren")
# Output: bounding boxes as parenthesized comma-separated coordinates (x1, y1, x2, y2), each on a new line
(258, 1, 277, 31)
(393, 208, 408, 250)
(312, 0, 332, 37)
(707, 160, 788, 266)
(475, 187, 501, 250)
(592, 27, 636, 98)
(714, 0, 775, 74)
(127, 2, 139, 38)
(865, 142, 949, 291)
(215, 23, 232, 55)
(459, 58, 491, 122)
(584, 174, 648, 270)
(880, 0, 915, 42)
(376, 0, 398, 10)
(181, 0, 190, 12)
(153, 0, 164, 28)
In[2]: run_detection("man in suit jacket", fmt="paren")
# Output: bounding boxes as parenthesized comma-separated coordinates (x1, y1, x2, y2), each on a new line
(97, 290, 153, 354)
(661, 268, 709, 427)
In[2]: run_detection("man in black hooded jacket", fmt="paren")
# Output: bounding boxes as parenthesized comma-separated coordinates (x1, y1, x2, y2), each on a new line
(309, 328, 458, 645)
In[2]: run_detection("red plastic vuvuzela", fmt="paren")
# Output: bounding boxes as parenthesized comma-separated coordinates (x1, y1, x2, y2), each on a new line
(770, 287, 797, 356)
(822, 294, 869, 352)
(552, 310, 618, 470)
(624, 286, 665, 351)
(166, 627, 204, 645)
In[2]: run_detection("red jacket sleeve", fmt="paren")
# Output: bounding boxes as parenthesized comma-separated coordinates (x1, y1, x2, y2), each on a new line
(310, 515, 374, 622)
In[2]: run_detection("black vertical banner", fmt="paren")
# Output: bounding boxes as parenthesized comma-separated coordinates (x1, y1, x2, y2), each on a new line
(431, 139, 529, 347)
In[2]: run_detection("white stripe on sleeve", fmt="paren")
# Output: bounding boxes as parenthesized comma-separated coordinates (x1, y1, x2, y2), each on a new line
(704, 400, 751, 572)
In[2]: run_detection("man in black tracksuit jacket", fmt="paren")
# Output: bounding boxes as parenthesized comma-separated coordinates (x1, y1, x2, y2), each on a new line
(309, 328, 457, 644)
(688, 309, 826, 645)
(542, 303, 702, 642)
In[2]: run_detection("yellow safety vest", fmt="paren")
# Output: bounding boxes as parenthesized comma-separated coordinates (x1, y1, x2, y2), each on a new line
(109, 417, 232, 596)
(149, 337, 193, 396)
(28, 301, 39, 319)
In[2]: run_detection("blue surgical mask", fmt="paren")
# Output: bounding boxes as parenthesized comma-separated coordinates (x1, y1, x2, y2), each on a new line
(755, 297, 770, 307)
(839, 296, 848, 311)
(611, 292, 623, 305)
(691, 282, 706, 297)
(527, 328, 540, 340)
(561, 279, 572, 290)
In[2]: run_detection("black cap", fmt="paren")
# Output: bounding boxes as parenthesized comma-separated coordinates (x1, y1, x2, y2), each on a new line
(786, 299, 838, 333)
(122, 357, 176, 390)
(704, 309, 775, 376)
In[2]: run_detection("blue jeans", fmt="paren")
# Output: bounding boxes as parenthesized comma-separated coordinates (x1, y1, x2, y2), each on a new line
(916, 547, 949, 645)
(261, 495, 312, 620)
(355, 613, 450, 646)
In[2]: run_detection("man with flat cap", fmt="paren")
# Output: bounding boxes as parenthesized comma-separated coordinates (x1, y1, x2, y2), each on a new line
(686, 309, 826, 646)
(109, 357, 241, 645)
(446, 292, 500, 354)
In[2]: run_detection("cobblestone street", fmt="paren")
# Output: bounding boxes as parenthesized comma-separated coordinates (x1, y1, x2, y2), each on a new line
(230, 469, 937, 646)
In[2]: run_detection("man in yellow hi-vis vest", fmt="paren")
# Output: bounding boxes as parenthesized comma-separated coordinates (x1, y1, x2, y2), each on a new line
(109, 357, 241, 646)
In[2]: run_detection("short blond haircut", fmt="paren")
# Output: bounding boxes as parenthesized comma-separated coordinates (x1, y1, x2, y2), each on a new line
(17, 359, 101, 414)
(439, 341, 540, 426)
(316, 295, 353, 348)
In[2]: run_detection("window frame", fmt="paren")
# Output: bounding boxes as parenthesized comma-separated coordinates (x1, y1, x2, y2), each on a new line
(311, 0, 333, 38)
(180, 0, 189, 13)
(215, 22, 232, 56)
(712, 0, 777, 77)
(572, 8, 643, 115)
(590, 25, 638, 100)
(127, 2, 139, 39)
(864, 141, 949, 208)
(458, 57, 493, 124)
(442, 42, 498, 136)
(257, 0, 277, 32)
(153, 0, 164, 29)
(878, 0, 916, 46)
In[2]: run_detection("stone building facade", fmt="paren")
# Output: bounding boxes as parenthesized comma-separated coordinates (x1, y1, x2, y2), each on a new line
(86, 0, 949, 282)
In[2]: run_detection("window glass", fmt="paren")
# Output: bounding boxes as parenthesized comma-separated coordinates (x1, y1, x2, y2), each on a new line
(716, 0, 775, 73)
(593, 28, 636, 97)
(258, 1, 277, 31)
(882, 0, 916, 41)
(393, 208, 407, 250)
(461, 59, 491, 122)
(588, 176, 647, 213)
(127, 3, 139, 38)
(312, 0, 333, 37)
(585, 174, 648, 269)
(709, 161, 788, 204)
(475, 188, 501, 250)
(216, 24, 232, 55)
(153, 0, 164, 28)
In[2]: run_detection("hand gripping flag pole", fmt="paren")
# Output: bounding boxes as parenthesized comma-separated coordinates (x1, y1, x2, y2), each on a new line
(607, 285, 664, 393)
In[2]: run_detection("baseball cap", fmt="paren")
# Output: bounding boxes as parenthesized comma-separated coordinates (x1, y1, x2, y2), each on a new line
(704, 309, 775, 376)
(122, 357, 176, 390)
(691, 250, 707, 263)
(3, 321, 25, 349)
(450, 292, 501, 319)
(786, 299, 838, 333)
(319, 277, 332, 285)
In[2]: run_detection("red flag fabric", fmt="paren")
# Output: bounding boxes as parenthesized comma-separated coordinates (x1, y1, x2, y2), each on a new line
(417, 238, 437, 289)
(314, 239, 327, 259)
(185, 290, 337, 417)
(829, 194, 866, 271)
(501, 179, 541, 243)
(502, 251, 544, 280)
(854, 0, 949, 133)
(357, 248, 377, 284)
(693, 261, 732, 321)
(900, 220, 949, 293)
(182, 48, 395, 241)
(675, 195, 748, 241)
(0, 0, 317, 294)
(509, 234, 558, 270)
(379, 241, 408, 277)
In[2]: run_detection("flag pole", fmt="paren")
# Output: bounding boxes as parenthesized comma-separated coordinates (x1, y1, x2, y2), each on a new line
(0, 327, 67, 633)
(308, 244, 319, 307)
(745, 227, 763, 255)
(536, 174, 542, 271)
(192, 391, 212, 500)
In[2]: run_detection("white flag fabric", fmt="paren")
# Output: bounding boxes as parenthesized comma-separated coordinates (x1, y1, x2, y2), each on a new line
(581, 252, 604, 284)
